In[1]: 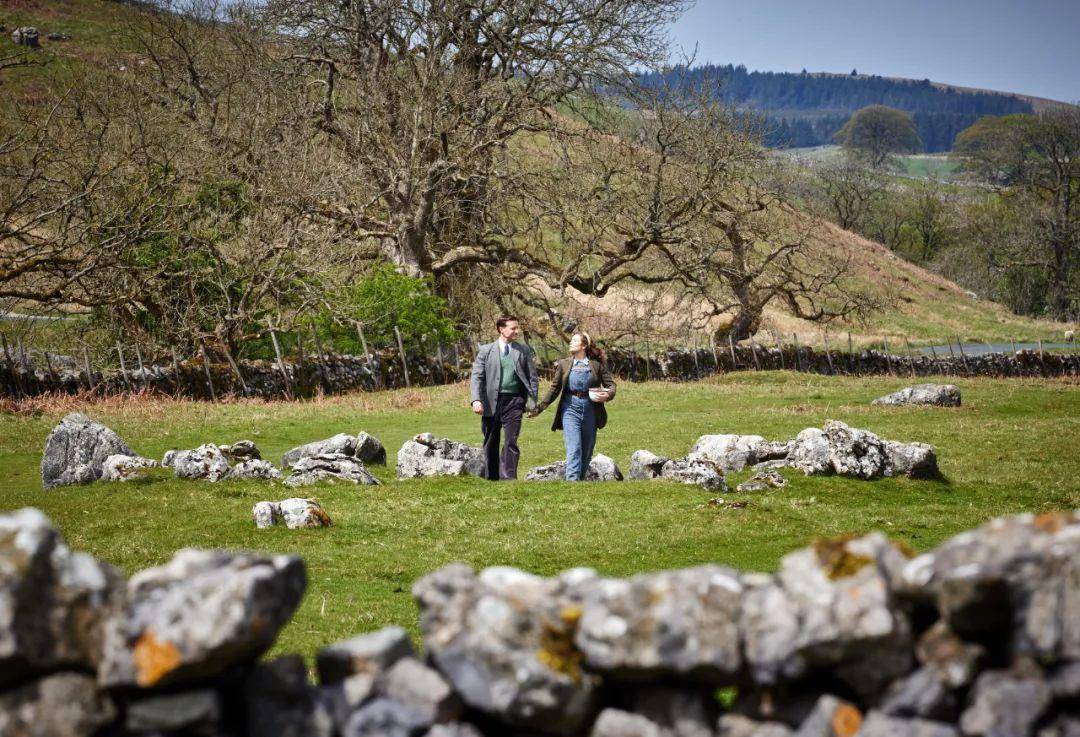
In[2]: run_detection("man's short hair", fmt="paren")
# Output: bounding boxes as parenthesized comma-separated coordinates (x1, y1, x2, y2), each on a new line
(495, 315, 519, 329)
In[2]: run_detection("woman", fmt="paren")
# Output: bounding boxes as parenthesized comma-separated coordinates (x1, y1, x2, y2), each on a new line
(530, 333, 616, 481)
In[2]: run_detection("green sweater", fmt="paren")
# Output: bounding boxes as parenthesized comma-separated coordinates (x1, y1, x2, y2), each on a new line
(499, 347, 523, 395)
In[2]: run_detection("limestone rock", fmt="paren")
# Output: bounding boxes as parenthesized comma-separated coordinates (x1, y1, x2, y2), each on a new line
(41, 412, 135, 489)
(376, 657, 463, 725)
(424, 725, 485, 737)
(252, 498, 332, 529)
(659, 457, 727, 491)
(525, 453, 624, 481)
(317, 626, 415, 685)
(0, 672, 115, 737)
(629, 450, 669, 480)
(879, 666, 957, 721)
(959, 668, 1051, 737)
(884, 441, 939, 479)
(284, 453, 380, 487)
(412, 563, 600, 734)
(12, 26, 40, 48)
(282, 432, 386, 469)
(245, 655, 335, 737)
(396, 434, 485, 479)
(742, 534, 913, 694)
(854, 712, 958, 737)
(101, 454, 158, 482)
(786, 428, 832, 476)
(126, 690, 221, 734)
(872, 384, 961, 407)
(823, 421, 890, 480)
(576, 566, 743, 682)
(793, 694, 863, 737)
(628, 685, 718, 737)
(903, 511, 1080, 661)
(253, 501, 278, 529)
(99, 548, 306, 688)
(165, 443, 231, 481)
(737, 469, 788, 493)
(0, 508, 123, 688)
(229, 458, 283, 480)
(690, 434, 768, 471)
(592, 709, 667, 737)
(718, 714, 794, 737)
(342, 697, 430, 737)
(220, 439, 261, 461)
(914, 622, 985, 689)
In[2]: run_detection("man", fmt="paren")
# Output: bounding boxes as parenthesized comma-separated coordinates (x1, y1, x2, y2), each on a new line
(469, 315, 539, 480)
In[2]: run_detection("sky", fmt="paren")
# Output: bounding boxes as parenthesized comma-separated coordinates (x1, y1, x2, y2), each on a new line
(667, 0, 1080, 102)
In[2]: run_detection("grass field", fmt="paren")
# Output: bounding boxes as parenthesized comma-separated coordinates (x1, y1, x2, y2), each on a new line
(2, 372, 1078, 664)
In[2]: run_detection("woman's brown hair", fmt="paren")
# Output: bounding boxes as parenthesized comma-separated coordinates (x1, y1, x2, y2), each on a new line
(574, 332, 606, 364)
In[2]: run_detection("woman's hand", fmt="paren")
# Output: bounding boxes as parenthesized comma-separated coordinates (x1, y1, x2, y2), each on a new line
(591, 389, 612, 403)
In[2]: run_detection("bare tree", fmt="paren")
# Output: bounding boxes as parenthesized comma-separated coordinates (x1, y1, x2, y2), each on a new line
(814, 155, 886, 231)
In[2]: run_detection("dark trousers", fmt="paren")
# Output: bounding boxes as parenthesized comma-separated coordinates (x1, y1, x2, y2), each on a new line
(482, 393, 525, 480)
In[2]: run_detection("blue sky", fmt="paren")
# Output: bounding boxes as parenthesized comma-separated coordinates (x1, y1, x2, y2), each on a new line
(668, 0, 1080, 102)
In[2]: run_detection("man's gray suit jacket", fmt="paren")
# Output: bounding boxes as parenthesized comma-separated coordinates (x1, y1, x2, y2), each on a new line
(469, 341, 539, 417)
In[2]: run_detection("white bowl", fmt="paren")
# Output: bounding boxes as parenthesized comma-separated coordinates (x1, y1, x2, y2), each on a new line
(588, 388, 606, 401)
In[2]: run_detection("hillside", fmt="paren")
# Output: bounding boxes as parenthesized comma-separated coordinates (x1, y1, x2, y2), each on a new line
(640, 64, 1055, 152)
(2, 0, 1072, 350)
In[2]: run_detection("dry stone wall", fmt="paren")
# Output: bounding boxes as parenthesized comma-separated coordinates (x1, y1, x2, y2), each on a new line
(1, 507, 1077, 736)
(2, 344, 1077, 400)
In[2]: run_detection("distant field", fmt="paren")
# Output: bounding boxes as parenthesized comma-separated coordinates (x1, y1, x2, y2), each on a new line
(779, 145, 960, 180)
(2, 373, 1077, 660)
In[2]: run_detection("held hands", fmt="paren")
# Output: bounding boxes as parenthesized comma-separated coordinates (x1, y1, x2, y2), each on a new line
(526, 407, 540, 419)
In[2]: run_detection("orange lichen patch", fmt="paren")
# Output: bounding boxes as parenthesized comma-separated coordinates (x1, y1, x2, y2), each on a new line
(308, 501, 333, 527)
(831, 703, 863, 737)
(893, 540, 917, 559)
(133, 631, 182, 687)
(1033, 511, 1078, 534)
(813, 536, 873, 581)
(536, 605, 585, 682)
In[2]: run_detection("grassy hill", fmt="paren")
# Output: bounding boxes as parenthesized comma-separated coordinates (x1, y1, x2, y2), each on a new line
(2, 0, 1073, 351)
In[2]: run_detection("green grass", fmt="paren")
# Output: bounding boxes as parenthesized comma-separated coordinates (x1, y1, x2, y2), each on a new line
(2, 373, 1078, 663)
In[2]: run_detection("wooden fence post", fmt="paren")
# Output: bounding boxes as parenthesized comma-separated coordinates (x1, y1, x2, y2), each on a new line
(691, 332, 700, 375)
(904, 338, 917, 377)
(2, 333, 21, 397)
(436, 343, 447, 384)
(170, 346, 182, 396)
(749, 337, 761, 371)
(83, 345, 95, 392)
(221, 342, 250, 397)
(1010, 336, 1018, 355)
(43, 350, 57, 386)
(728, 333, 738, 370)
(116, 342, 133, 392)
(882, 337, 894, 375)
(644, 337, 652, 380)
(791, 333, 802, 372)
(847, 332, 855, 374)
(267, 325, 293, 400)
(394, 325, 411, 388)
(956, 336, 970, 374)
(310, 321, 331, 393)
(822, 332, 835, 375)
(1037, 339, 1045, 375)
(710, 333, 720, 372)
(134, 343, 148, 392)
(199, 341, 217, 402)
(296, 330, 307, 395)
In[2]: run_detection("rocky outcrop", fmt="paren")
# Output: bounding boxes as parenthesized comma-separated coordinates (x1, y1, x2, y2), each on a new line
(227, 458, 283, 480)
(282, 432, 386, 469)
(101, 454, 159, 482)
(11, 26, 40, 48)
(525, 453, 625, 482)
(252, 498, 333, 529)
(689, 434, 783, 472)
(283, 453, 380, 487)
(736, 469, 787, 493)
(41, 413, 135, 489)
(628, 450, 727, 491)
(873, 384, 962, 407)
(162, 443, 231, 481)
(1, 507, 1076, 737)
(395, 434, 485, 479)
(775, 421, 939, 480)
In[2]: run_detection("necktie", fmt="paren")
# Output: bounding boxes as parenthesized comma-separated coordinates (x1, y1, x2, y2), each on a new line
(503, 344, 509, 356)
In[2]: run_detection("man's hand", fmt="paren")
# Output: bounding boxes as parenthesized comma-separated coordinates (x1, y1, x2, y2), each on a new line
(526, 407, 539, 418)
(471, 400, 484, 415)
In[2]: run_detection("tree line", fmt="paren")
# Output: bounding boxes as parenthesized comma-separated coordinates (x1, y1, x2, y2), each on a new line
(641, 64, 1036, 152)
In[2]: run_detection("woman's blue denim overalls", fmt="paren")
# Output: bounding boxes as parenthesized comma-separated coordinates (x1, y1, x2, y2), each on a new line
(560, 360, 597, 480)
